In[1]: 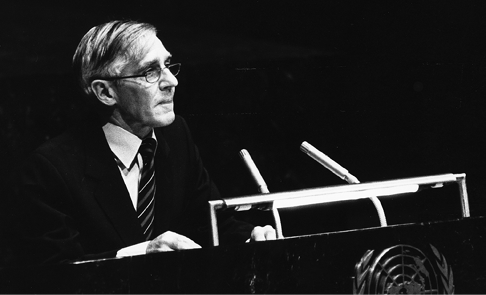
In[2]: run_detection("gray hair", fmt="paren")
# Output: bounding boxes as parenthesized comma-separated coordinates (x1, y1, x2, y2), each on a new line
(72, 20, 157, 96)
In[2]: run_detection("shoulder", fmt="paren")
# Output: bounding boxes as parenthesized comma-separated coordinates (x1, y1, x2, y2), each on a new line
(28, 117, 107, 170)
(33, 131, 80, 161)
(36, 122, 100, 156)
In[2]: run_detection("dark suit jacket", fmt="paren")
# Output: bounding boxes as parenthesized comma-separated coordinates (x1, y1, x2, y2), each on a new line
(5, 114, 253, 266)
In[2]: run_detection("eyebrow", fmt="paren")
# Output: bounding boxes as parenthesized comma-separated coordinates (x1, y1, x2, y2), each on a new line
(139, 55, 172, 72)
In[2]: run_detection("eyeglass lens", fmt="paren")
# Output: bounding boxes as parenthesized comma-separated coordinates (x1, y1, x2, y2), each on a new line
(168, 63, 181, 76)
(147, 63, 181, 83)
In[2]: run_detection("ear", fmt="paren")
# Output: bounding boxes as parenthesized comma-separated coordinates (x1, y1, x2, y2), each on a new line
(90, 80, 117, 106)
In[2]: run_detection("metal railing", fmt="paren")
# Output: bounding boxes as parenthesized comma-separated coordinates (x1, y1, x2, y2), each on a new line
(208, 173, 469, 246)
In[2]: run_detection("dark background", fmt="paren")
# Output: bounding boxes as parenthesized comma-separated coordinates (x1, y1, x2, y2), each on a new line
(1, 0, 486, 237)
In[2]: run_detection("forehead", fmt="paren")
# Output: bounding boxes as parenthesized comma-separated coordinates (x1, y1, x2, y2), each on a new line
(124, 34, 171, 72)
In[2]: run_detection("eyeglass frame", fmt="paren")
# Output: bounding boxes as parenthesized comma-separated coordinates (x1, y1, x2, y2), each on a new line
(95, 63, 181, 83)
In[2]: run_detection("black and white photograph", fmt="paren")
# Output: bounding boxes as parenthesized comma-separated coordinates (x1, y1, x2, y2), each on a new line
(1, 1, 485, 293)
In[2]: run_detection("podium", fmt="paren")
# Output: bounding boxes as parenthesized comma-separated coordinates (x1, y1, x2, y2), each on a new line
(1, 173, 484, 293)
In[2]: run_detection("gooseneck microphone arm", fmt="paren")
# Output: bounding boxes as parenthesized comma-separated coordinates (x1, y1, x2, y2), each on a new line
(239, 149, 284, 238)
(239, 149, 269, 194)
(300, 141, 388, 227)
(300, 141, 359, 184)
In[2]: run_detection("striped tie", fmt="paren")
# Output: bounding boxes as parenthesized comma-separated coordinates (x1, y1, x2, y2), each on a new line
(138, 138, 157, 240)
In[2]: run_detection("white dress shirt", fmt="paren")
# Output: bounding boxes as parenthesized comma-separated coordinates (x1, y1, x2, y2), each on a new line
(102, 122, 157, 257)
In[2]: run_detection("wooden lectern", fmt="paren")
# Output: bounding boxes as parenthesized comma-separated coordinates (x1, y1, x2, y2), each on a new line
(1, 173, 484, 293)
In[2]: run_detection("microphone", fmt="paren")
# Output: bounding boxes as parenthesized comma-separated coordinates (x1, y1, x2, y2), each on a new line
(239, 149, 284, 239)
(239, 149, 270, 194)
(300, 141, 387, 227)
(300, 141, 359, 184)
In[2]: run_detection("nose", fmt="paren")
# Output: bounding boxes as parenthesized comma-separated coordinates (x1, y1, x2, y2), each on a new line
(159, 68, 178, 89)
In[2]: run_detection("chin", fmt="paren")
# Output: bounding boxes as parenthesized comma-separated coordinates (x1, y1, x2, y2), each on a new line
(155, 112, 176, 127)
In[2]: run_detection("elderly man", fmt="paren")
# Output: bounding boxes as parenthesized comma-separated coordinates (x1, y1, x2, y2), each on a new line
(6, 20, 275, 265)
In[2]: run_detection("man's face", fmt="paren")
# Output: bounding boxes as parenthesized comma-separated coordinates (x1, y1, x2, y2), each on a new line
(111, 34, 178, 135)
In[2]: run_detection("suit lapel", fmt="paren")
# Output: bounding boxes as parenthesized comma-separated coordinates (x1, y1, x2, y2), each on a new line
(82, 123, 145, 246)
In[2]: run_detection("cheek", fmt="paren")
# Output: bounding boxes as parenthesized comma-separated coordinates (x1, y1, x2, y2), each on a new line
(118, 86, 169, 121)
(131, 90, 156, 114)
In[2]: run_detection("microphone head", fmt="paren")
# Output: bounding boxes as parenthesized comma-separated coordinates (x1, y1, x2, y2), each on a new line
(239, 148, 270, 194)
(239, 149, 249, 158)
(300, 141, 311, 154)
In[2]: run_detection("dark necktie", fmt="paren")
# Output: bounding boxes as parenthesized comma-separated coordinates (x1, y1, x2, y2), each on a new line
(138, 138, 157, 240)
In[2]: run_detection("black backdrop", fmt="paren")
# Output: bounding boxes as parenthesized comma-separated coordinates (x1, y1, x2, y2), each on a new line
(1, 0, 486, 238)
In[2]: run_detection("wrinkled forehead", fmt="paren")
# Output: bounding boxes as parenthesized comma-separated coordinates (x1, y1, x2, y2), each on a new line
(120, 33, 171, 73)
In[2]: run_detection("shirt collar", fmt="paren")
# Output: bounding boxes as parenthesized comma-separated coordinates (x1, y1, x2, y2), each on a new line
(102, 122, 157, 169)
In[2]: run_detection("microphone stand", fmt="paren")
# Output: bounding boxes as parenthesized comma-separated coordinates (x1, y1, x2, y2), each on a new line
(240, 149, 284, 239)
(300, 141, 388, 227)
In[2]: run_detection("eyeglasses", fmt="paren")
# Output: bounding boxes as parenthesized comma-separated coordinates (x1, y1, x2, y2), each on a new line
(97, 63, 181, 83)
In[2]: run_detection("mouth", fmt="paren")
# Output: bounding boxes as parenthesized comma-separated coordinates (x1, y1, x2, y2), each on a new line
(157, 97, 173, 105)
(158, 87, 175, 105)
